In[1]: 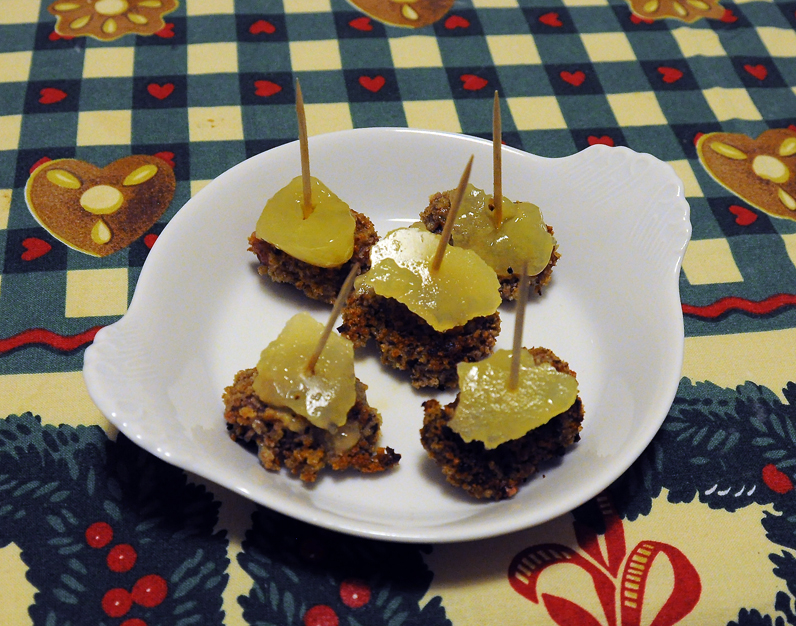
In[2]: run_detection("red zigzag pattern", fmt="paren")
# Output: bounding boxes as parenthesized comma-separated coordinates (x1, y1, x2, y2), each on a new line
(0, 327, 103, 354)
(682, 294, 796, 319)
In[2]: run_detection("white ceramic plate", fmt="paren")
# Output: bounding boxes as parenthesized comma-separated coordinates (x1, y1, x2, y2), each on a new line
(84, 128, 691, 543)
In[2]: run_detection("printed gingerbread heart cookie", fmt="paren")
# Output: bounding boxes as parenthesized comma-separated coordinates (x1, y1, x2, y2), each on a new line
(628, 0, 724, 23)
(347, 0, 454, 28)
(697, 129, 796, 221)
(48, 0, 179, 41)
(26, 155, 176, 257)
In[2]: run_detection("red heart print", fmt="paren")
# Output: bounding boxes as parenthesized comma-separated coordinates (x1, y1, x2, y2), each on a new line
(789, 124, 796, 133)
(156, 22, 175, 38)
(657, 66, 683, 83)
(153, 151, 175, 168)
(588, 135, 614, 146)
(49, 31, 73, 41)
(254, 80, 282, 97)
(460, 74, 488, 91)
(30, 157, 52, 173)
(359, 75, 385, 93)
(560, 71, 585, 86)
(744, 64, 767, 80)
(249, 19, 276, 34)
(144, 233, 159, 249)
(39, 88, 67, 104)
(539, 12, 563, 26)
(21, 238, 52, 261)
(729, 204, 757, 225)
(349, 16, 373, 31)
(720, 9, 737, 22)
(147, 83, 174, 100)
(630, 14, 654, 24)
(693, 132, 704, 145)
(445, 15, 470, 29)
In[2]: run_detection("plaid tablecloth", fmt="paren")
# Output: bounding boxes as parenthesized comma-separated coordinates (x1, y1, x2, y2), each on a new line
(2, 0, 796, 624)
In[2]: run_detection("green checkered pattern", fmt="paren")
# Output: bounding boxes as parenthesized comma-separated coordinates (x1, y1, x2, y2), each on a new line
(1, 0, 796, 375)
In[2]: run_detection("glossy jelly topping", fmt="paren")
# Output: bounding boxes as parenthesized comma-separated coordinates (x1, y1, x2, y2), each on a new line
(449, 349, 578, 449)
(452, 184, 555, 277)
(255, 176, 355, 268)
(356, 227, 501, 331)
(253, 312, 356, 431)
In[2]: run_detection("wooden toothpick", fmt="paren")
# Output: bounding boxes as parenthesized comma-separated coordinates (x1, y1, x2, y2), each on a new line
(306, 262, 361, 375)
(431, 155, 474, 273)
(492, 90, 503, 228)
(508, 260, 529, 391)
(295, 78, 313, 219)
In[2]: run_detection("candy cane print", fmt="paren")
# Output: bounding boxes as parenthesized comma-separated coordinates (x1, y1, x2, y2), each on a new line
(508, 544, 618, 626)
(619, 541, 701, 626)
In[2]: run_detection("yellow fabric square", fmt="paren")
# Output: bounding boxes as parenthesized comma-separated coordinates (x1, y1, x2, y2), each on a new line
(65, 268, 129, 318)
(681, 238, 742, 285)
(389, 36, 443, 69)
(757, 27, 796, 57)
(403, 100, 462, 133)
(702, 87, 762, 121)
(0, 189, 10, 229)
(672, 28, 726, 57)
(77, 110, 132, 146)
(607, 92, 667, 126)
(581, 33, 636, 63)
(186, 0, 235, 15)
(284, 0, 332, 12)
(0, 115, 22, 151)
(188, 42, 239, 75)
(507, 96, 567, 130)
(0, 51, 32, 83)
(471, 0, 518, 6)
(83, 47, 135, 79)
(191, 180, 213, 196)
(188, 105, 244, 142)
(487, 35, 541, 66)
(667, 159, 704, 198)
(564, 0, 608, 6)
(304, 103, 353, 136)
(289, 40, 342, 71)
(0, 1, 39, 24)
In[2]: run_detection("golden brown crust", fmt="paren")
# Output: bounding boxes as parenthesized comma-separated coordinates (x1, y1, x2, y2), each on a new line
(339, 289, 500, 389)
(420, 191, 559, 299)
(249, 210, 378, 304)
(223, 368, 400, 482)
(419, 347, 584, 500)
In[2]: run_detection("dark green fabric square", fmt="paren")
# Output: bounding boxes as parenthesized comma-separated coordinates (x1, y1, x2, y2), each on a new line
(79, 77, 133, 111)
(286, 12, 338, 41)
(438, 37, 493, 67)
(187, 15, 239, 44)
(569, 6, 623, 33)
(339, 39, 393, 69)
(557, 94, 616, 129)
(189, 140, 246, 180)
(188, 74, 241, 107)
(476, 8, 531, 35)
(293, 70, 348, 103)
(595, 61, 651, 93)
(395, 68, 452, 100)
(686, 197, 725, 240)
(455, 98, 498, 136)
(495, 66, 553, 97)
(535, 34, 590, 64)
(0, 83, 26, 116)
(19, 112, 78, 149)
(689, 57, 742, 89)
(242, 103, 298, 141)
(134, 46, 188, 76)
(132, 108, 190, 144)
(29, 49, 85, 81)
(626, 32, 683, 62)
(621, 125, 683, 160)
(519, 129, 577, 158)
(350, 101, 407, 128)
(238, 42, 292, 73)
(0, 25, 37, 52)
(655, 91, 718, 124)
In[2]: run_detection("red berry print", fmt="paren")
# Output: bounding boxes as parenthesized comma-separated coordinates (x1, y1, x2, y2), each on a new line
(86, 522, 113, 548)
(120, 620, 147, 626)
(763, 463, 794, 494)
(102, 588, 132, 618)
(340, 579, 371, 608)
(107, 544, 138, 573)
(304, 605, 339, 626)
(132, 574, 168, 608)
